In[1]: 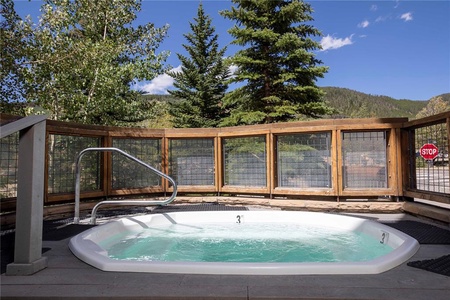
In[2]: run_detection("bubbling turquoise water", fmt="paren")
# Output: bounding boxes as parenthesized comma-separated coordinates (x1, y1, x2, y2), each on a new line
(100, 222, 393, 263)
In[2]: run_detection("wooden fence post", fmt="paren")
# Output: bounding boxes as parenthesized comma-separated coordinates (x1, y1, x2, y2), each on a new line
(1, 116, 48, 275)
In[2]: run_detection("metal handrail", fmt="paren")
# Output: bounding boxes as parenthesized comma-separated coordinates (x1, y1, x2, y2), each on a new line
(74, 147, 177, 224)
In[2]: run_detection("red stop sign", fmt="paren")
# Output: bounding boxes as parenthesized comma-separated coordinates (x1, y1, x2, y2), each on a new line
(420, 143, 439, 160)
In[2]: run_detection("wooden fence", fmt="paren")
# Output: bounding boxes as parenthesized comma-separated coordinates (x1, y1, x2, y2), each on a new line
(401, 112, 450, 205)
(1, 112, 449, 209)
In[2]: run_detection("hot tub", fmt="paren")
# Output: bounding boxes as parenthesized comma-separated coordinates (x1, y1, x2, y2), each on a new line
(69, 211, 419, 275)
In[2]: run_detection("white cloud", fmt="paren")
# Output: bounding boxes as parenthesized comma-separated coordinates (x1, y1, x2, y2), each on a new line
(320, 34, 354, 51)
(370, 5, 377, 11)
(375, 14, 393, 23)
(137, 65, 182, 94)
(400, 12, 413, 22)
(139, 74, 173, 94)
(228, 64, 238, 77)
(222, 56, 238, 76)
(358, 20, 370, 28)
(135, 64, 238, 94)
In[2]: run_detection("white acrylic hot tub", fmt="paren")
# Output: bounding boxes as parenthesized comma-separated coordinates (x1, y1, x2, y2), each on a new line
(69, 211, 419, 275)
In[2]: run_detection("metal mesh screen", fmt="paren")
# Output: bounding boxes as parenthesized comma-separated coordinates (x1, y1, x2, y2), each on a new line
(112, 138, 161, 189)
(48, 134, 101, 194)
(413, 123, 449, 194)
(223, 136, 266, 187)
(342, 131, 387, 189)
(277, 133, 331, 188)
(0, 132, 19, 198)
(169, 139, 215, 186)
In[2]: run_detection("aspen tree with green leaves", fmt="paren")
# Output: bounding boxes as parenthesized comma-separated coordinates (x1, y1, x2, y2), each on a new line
(220, 0, 333, 126)
(0, 0, 28, 114)
(167, 3, 230, 128)
(0, 0, 169, 126)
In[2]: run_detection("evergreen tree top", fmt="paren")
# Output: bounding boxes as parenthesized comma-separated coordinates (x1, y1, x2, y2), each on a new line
(219, 0, 332, 126)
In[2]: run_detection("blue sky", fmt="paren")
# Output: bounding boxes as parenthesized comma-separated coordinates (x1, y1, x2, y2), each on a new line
(13, 0, 450, 101)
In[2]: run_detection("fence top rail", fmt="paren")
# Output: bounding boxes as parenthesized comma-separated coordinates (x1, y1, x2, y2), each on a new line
(0, 115, 47, 139)
(44, 116, 410, 137)
(404, 111, 450, 128)
(0, 113, 23, 125)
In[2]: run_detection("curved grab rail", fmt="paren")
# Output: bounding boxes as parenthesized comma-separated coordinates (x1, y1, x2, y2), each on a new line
(74, 147, 177, 224)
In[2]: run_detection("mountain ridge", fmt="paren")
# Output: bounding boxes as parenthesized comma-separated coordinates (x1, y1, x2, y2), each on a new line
(143, 87, 449, 119)
(320, 86, 432, 118)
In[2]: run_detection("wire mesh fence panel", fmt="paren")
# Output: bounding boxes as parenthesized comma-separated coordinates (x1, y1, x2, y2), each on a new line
(48, 134, 101, 194)
(413, 123, 449, 194)
(0, 133, 19, 198)
(223, 136, 266, 187)
(169, 139, 215, 186)
(112, 138, 162, 189)
(342, 131, 387, 189)
(277, 133, 331, 188)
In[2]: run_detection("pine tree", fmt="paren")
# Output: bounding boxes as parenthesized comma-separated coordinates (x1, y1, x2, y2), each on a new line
(168, 3, 230, 128)
(220, 0, 332, 126)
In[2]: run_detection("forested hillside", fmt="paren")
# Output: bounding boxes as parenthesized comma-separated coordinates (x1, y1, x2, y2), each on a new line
(142, 87, 449, 121)
(321, 87, 430, 118)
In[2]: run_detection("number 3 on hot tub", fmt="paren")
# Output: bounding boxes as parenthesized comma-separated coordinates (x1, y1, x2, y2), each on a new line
(236, 215, 241, 223)
(380, 232, 386, 244)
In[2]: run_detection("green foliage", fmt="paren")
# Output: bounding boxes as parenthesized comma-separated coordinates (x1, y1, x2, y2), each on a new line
(219, 0, 332, 126)
(321, 87, 429, 118)
(167, 3, 230, 128)
(0, 0, 27, 114)
(136, 100, 173, 129)
(136, 89, 448, 128)
(1, 0, 169, 126)
(139, 94, 179, 102)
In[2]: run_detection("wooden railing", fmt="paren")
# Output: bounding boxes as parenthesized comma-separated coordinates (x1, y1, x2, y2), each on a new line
(401, 111, 450, 205)
(1, 112, 449, 209)
(0, 115, 48, 275)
